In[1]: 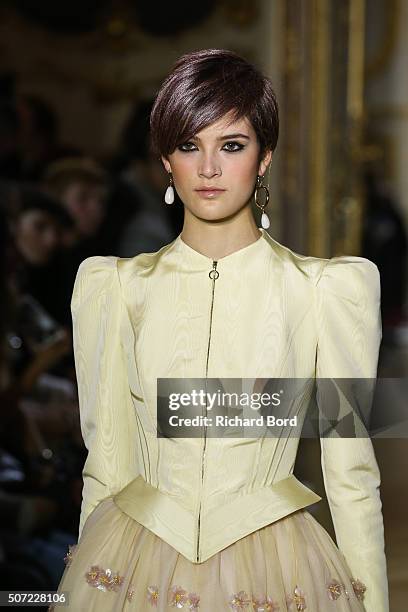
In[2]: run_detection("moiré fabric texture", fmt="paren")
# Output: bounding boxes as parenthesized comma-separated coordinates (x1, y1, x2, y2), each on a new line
(59, 228, 388, 611)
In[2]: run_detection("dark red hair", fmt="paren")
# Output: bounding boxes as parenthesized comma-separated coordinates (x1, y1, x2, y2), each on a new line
(150, 48, 279, 161)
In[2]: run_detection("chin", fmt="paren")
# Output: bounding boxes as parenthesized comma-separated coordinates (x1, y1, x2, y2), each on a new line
(197, 209, 242, 224)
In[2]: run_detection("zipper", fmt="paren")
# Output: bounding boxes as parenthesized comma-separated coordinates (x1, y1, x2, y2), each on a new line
(196, 260, 219, 562)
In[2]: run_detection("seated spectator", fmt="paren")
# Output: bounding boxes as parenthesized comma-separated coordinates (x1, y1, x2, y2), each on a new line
(0, 208, 81, 590)
(7, 184, 75, 328)
(43, 157, 114, 324)
(43, 157, 108, 249)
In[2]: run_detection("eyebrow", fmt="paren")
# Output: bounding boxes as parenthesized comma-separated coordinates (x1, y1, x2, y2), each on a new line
(191, 133, 250, 141)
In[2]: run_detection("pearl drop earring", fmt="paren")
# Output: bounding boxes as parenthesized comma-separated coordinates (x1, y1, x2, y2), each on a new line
(164, 172, 175, 205)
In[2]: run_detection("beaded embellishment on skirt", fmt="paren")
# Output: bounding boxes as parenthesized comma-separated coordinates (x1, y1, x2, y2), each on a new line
(51, 498, 367, 611)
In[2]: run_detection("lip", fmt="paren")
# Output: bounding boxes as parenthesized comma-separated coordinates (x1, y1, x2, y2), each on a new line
(195, 188, 226, 192)
(195, 188, 226, 199)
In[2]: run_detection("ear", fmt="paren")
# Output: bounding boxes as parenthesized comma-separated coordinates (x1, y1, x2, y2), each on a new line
(258, 149, 273, 177)
(161, 155, 171, 174)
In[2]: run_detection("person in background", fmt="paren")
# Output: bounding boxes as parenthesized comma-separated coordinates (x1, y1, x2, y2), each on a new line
(16, 94, 81, 181)
(7, 184, 75, 329)
(0, 208, 80, 591)
(110, 98, 182, 256)
(42, 157, 113, 325)
(362, 170, 408, 340)
(43, 157, 109, 250)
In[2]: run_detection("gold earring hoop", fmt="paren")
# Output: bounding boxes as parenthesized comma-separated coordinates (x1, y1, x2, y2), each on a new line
(254, 175, 270, 229)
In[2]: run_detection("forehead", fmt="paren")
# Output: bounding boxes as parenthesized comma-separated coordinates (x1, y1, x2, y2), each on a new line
(194, 113, 254, 139)
(20, 209, 57, 225)
(65, 180, 105, 191)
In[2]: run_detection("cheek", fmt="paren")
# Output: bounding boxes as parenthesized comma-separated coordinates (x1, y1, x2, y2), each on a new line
(63, 198, 79, 218)
(172, 158, 195, 188)
(27, 229, 43, 250)
(18, 221, 34, 246)
(225, 156, 258, 190)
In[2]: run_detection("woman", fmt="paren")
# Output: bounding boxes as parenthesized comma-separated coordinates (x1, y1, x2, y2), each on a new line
(53, 49, 388, 611)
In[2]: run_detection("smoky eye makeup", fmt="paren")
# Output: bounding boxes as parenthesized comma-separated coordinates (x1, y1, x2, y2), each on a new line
(177, 141, 246, 153)
(223, 142, 245, 152)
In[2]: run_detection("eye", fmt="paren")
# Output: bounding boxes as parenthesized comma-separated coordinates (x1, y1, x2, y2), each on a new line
(177, 141, 245, 153)
(177, 142, 197, 152)
(222, 141, 245, 152)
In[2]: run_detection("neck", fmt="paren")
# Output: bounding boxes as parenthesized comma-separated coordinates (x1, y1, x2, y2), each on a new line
(180, 216, 262, 261)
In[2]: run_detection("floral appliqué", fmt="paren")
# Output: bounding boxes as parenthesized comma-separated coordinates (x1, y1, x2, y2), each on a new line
(229, 590, 251, 609)
(166, 585, 200, 609)
(147, 585, 159, 606)
(63, 544, 77, 566)
(327, 579, 342, 600)
(169, 585, 189, 608)
(187, 592, 201, 610)
(78, 559, 366, 610)
(85, 565, 124, 592)
(289, 585, 307, 611)
(252, 594, 280, 611)
(351, 579, 367, 601)
(126, 584, 136, 602)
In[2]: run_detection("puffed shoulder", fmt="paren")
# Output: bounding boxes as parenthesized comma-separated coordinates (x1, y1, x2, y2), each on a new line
(70, 255, 119, 314)
(315, 255, 381, 308)
(314, 255, 382, 379)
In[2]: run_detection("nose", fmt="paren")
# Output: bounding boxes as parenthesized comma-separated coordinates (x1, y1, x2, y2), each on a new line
(44, 228, 58, 249)
(198, 153, 222, 179)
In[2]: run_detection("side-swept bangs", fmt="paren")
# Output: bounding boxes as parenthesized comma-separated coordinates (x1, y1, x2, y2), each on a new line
(150, 48, 279, 161)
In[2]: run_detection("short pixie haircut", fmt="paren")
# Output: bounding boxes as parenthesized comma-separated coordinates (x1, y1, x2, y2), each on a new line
(150, 48, 279, 161)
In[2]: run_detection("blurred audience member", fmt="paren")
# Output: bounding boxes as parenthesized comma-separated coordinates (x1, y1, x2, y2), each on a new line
(43, 157, 108, 247)
(110, 98, 182, 256)
(7, 184, 75, 328)
(43, 157, 113, 323)
(362, 171, 408, 340)
(16, 94, 80, 181)
(0, 208, 81, 589)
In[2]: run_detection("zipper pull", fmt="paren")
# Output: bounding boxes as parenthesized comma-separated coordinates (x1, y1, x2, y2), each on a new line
(209, 260, 219, 280)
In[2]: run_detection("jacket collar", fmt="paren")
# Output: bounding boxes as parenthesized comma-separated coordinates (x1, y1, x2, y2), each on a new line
(174, 227, 271, 269)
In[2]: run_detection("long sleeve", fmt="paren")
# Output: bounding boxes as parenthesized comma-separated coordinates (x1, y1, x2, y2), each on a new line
(71, 256, 139, 541)
(315, 256, 389, 612)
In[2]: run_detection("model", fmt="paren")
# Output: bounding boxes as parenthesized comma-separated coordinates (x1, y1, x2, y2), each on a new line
(52, 49, 389, 611)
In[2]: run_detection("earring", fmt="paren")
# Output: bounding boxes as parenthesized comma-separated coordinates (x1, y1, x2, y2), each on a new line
(254, 175, 270, 229)
(164, 172, 175, 205)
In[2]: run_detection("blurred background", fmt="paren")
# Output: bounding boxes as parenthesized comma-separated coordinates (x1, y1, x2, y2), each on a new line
(0, 0, 406, 609)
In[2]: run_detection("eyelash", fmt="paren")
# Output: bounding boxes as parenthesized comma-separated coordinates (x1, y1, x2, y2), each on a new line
(177, 141, 245, 153)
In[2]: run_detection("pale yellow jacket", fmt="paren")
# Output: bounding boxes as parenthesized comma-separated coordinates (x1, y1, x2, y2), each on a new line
(71, 228, 388, 611)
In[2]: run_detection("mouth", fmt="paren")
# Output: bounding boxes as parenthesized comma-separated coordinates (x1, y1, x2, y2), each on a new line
(195, 188, 226, 198)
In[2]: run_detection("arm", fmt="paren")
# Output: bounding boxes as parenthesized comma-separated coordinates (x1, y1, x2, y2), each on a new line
(71, 256, 139, 541)
(315, 256, 389, 612)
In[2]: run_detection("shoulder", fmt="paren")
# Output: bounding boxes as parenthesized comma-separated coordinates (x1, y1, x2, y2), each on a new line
(115, 239, 178, 283)
(268, 233, 379, 289)
(264, 234, 380, 307)
(71, 255, 119, 312)
(315, 255, 381, 305)
(75, 254, 118, 278)
(74, 255, 120, 290)
(261, 232, 323, 282)
(72, 242, 175, 310)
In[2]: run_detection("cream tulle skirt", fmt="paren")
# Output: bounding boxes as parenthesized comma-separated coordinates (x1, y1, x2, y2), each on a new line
(50, 496, 367, 611)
